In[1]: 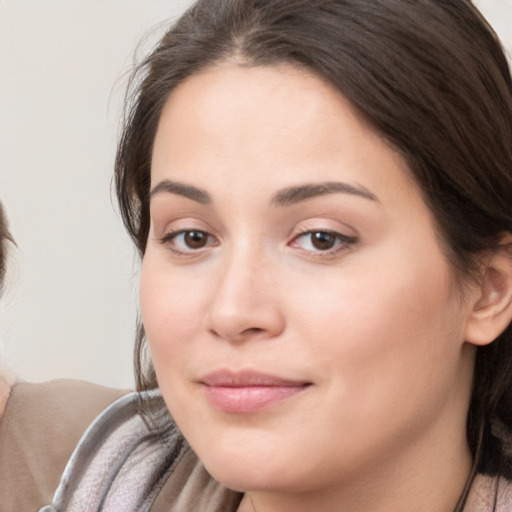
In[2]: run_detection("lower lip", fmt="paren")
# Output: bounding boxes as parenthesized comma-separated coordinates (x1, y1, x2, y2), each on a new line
(203, 384, 309, 413)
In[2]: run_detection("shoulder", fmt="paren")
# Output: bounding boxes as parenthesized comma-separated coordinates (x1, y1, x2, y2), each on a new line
(1, 379, 127, 447)
(5, 378, 125, 422)
(0, 379, 127, 511)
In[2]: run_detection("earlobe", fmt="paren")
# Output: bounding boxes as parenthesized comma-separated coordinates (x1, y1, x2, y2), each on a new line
(465, 237, 512, 346)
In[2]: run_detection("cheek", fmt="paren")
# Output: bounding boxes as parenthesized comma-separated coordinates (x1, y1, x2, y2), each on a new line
(293, 250, 464, 397)
(139, 257, 206, 368)
(285, 266, 466, 464)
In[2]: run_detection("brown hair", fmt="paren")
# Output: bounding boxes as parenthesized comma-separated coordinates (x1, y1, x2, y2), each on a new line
(0, 203, 13, 292)
(115, 0, 512, 504)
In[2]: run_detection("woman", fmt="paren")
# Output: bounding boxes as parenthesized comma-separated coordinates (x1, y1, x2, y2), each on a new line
(0, 202, 15, 418)
(42, 0, 512, 511)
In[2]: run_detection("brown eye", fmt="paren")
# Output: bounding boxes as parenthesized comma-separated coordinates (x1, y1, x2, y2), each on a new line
(161, 229, 217, 254)
(290, 230, 356, 254)
(310, 232, 337, 250)
(183, 230, 209, 249)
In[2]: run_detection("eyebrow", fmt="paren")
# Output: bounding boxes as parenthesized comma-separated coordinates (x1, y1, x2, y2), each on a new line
(150, 180, 211, 204)
(149, 179, 378, 206)
(271, 181, 378, 206)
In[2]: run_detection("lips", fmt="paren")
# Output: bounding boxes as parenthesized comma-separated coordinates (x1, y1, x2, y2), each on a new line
(199, 370, 311, 413)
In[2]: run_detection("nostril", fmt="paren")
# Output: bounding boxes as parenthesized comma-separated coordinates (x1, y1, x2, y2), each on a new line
(245, 327, 264, 334)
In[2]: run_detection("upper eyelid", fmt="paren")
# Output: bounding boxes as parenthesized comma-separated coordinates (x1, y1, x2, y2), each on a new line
(160, 228, 216, 241)
(291, 223, 358, 239)
(295, 227, 345, 235)
(154, 217, 217, 236)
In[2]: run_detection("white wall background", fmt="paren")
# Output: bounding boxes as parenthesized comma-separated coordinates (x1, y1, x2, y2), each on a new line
(0, 0, 511, 390)
(0, 0, 195, 389)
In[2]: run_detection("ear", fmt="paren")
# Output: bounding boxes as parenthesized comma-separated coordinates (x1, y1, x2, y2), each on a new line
(465, 234, 512, 346)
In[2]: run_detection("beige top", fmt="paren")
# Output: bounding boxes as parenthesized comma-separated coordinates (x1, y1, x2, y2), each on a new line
(0, 379, 125, 511)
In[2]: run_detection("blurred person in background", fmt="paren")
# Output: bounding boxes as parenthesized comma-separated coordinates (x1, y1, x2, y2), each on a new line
(0, 201, 125, 510)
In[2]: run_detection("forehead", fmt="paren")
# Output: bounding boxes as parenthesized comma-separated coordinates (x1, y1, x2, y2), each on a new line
(155, 63, 370, 148)
(151, 63, 414, 204)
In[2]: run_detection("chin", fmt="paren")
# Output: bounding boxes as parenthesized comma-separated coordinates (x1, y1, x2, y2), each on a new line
(197, 439, 321, 495)
(206, 462, 294, 494)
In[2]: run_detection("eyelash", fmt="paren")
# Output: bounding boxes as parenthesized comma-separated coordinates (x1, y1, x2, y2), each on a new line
(159, 227, 356, 258)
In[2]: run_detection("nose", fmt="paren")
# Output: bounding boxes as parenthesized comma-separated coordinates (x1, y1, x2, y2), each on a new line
(206, 252, 285, 343)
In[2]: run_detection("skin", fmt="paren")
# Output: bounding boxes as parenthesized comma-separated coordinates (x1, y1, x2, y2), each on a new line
(0, 361, 15, 421)
(140, 63, 482, 512)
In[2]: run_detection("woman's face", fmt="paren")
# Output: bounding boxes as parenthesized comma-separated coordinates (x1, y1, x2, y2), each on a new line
(141, 64, 477, 496)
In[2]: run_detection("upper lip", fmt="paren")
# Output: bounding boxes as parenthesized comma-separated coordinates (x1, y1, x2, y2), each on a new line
(199, 370, 311, 387)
